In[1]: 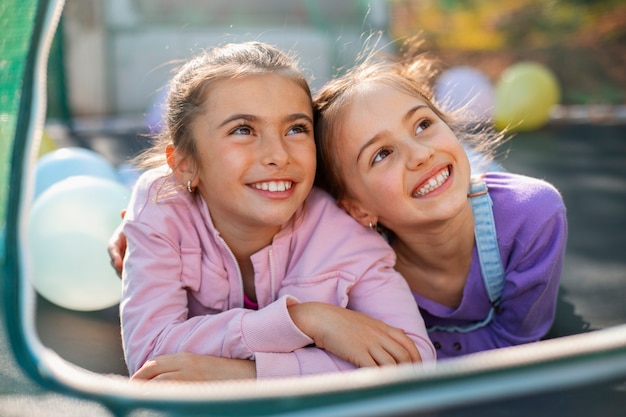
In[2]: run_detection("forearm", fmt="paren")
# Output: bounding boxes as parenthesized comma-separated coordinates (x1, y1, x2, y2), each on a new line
(131, 352, 257, 381)
(123, 294, 314, 374)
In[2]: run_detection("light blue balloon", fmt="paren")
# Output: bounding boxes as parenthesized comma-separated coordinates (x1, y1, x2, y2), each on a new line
(117, 162, 143, 189)
(34, 147, 119, 198)
(28, 175, 130, 311)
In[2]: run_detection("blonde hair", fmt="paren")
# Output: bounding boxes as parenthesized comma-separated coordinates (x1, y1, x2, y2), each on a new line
(313, 37, 505, 202)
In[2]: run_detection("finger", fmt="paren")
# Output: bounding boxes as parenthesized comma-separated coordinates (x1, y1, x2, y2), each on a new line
(131, 356, 179, 380)
(373, 332, 421, 365)
(388, 330, 422, 363)
(131, 361, 162, 380)
(108, 251, 123, 278)
(152, 371, 185, 381)
(367, 345, 398, 367)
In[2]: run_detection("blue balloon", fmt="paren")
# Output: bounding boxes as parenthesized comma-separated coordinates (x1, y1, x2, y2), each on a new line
(117, 162, 143, 189)
(34, 147, 119, 198)
(28, 176, 130, 311)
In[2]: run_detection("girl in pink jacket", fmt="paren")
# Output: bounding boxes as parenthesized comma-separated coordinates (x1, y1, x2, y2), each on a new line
(120, 41, 435, 380)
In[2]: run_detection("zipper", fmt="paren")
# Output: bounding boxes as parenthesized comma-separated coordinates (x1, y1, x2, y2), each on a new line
(218, 236, 244, 307)
(268, 248, 275, 303)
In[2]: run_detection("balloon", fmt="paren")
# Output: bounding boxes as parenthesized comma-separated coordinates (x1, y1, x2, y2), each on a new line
(434, 66, 495, 121)
(28, 176, 130, 311)
(145, 86, 169, 134)
(117, 162, 143, 189)
(493, 62, 560, 132)
(34, 147, 119, 198)
(38, 130, 58, 158)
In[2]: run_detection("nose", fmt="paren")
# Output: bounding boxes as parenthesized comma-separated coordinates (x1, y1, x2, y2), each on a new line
(405, 139, 434, 170)
(260, 131, 290, 167)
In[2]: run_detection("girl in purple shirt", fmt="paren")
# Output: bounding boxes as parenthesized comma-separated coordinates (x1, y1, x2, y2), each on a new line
(313, 39, 567, 359)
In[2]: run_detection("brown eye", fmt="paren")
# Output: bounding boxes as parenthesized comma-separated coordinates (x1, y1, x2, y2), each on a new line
(415, 118, 432, 135)
(231, 125, 252, 135)
(373, 148, 392, 165)
(287, 123, 310, 136)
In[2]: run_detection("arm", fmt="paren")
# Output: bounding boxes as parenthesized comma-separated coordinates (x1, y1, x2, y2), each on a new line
(131, 300, 426, 382)
(289, 302, 422, 367)
(121, 218, 313, 375)
(131, 353, 256, 381)
(123, 215, 425, 377)
(252, 260, 436, 379)
(107, 221, 125, 278)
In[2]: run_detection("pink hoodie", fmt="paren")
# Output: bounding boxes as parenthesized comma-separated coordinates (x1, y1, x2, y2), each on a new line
(120, 167, 435, 378)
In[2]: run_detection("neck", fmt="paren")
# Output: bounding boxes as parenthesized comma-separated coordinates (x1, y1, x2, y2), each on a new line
(219, 224, 281, 262)
(391, 202, 475, 307)
(217, 223, 281, 305)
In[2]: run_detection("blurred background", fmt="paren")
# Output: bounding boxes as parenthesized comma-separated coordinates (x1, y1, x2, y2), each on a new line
(46, 0, 625, 121)
(19, 0, 626, 375)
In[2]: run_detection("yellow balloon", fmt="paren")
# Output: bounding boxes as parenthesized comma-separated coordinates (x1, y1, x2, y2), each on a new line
(38, 130, 58, 157)
(494, 62, 560, 132)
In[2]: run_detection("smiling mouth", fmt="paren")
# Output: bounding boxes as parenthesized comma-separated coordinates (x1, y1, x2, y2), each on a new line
(251, 180, 293, 192)
(412, 167, 450, 197)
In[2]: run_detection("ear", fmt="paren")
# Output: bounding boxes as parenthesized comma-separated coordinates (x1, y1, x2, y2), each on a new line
(339, 197, 377, 228)
(166, 144, 197, 186)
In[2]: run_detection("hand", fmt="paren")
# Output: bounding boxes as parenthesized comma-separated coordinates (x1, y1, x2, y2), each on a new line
(288, 302, 422, 368)
(107, 210, 127, 278)
(131, 352, 257, 381)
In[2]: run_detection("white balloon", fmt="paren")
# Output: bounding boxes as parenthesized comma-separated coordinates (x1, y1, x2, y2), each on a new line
(28, 176, 130, 311)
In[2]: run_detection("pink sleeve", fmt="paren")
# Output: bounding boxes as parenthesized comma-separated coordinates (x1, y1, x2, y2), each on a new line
(120, 219, 313, 375)
(254, 260, 436, 379)
(346, 260, 437, 362)
(255, 349, 353, 379)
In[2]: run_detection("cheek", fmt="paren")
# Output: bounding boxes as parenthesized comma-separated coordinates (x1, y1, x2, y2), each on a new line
(298, 142, 318, 171)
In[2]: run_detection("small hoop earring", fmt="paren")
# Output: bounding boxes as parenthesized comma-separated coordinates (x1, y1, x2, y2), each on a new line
(187, 180, 193, 193)
(369, 222, 375, 231)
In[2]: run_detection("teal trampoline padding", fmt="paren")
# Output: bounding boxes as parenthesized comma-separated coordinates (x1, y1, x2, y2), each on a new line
(0, 2, 37, 229)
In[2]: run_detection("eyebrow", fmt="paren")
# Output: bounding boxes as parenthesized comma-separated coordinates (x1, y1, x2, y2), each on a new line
(355, 104, 428, 163)
(218, 113, 313, 128)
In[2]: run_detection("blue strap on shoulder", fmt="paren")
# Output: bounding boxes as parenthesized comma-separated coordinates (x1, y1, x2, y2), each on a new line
(427, 179, 505, 333)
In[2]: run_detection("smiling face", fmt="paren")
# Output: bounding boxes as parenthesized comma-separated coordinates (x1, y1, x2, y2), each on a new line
(184, 73, 316, 240)
(334, 81, 472, 233)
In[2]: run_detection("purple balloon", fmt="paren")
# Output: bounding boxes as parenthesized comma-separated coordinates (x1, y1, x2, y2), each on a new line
(434, 66, 495, 121)
(145, 87, 169, 134)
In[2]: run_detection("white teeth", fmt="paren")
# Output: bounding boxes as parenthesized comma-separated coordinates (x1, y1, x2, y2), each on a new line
(252, 181, 293, 192)
(413, 168, 449, 197)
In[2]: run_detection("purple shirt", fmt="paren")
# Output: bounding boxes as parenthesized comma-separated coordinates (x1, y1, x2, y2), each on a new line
(413, 172, 567, 359)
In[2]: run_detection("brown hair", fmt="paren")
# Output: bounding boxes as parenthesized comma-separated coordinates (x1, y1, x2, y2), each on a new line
(313, 38, 505, 202)
(135, 41, 312, 185)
